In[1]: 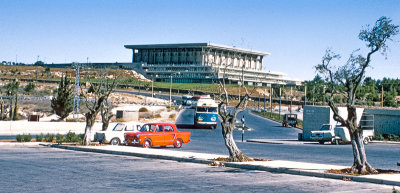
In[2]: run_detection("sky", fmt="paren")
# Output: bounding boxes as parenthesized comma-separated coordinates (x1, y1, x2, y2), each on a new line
(1, 0, 399, 81)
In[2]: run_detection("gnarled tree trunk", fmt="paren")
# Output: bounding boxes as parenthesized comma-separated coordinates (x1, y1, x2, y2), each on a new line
(220, 119, 252, 162)
(83, 112, 95, 145)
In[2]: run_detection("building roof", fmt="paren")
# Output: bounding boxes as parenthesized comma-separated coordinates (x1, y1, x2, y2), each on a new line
(124, 43, 270, 56)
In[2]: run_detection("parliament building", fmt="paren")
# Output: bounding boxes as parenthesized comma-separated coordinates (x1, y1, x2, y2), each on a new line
(124, 43, 302, 86)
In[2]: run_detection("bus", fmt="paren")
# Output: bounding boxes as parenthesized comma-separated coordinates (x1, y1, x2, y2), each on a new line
(194, 98, 218, 129)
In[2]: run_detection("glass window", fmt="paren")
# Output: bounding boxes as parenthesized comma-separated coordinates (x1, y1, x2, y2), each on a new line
(164, 125, 173, 132)
(113, 123, 126, 131)
(156, 125, 163, 132)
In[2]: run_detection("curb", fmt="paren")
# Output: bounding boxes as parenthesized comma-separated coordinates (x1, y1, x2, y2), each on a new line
(49, 144, 400, 187)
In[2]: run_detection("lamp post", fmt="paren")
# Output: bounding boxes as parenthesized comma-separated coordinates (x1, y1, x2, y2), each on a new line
(270, 84, 273, 118)
(169, 72, 180, 105)
(279, 87, 281, 120)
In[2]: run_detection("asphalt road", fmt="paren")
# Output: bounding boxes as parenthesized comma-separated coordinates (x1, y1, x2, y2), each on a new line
(0, 145, 394, 193)
(174, 109, 400, 171)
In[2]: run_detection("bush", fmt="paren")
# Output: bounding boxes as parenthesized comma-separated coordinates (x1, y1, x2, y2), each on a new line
(16, 134, 23, 142)
(169, 114, 176, 119)
(23, 134, 32, 142)
(36, 134, 44, 142)
(56, 134, 65, 143)
(16, 134, 32, 142)
(45, 133, 55, 142)
(65, 132, 80, 142)
(139, 107, 149, 112)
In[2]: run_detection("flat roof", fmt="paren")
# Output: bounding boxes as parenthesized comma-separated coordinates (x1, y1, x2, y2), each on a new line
(124, 43, 270, 56)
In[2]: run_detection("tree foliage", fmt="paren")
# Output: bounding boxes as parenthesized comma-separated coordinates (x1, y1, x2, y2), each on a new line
(315, 16, 399, 174)
(51, 73, 74, 120)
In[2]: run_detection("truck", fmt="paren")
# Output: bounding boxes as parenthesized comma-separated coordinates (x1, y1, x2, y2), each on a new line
(310, 124, 373, 145)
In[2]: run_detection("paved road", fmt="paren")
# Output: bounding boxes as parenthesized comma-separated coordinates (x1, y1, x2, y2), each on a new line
(0, 145, 394, 193)
(174, 109, 400, 171)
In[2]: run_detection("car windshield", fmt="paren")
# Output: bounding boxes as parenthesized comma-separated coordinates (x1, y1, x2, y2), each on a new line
(113, 123, 126, 131)
(320, 125, 331, 131)
(140, 124, 156, 132)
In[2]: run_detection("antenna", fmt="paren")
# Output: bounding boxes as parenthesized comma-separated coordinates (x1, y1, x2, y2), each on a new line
(72, 63, 81, 119)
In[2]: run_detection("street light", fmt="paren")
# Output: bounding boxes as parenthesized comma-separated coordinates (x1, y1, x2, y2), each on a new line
(169, 72, 180, 105)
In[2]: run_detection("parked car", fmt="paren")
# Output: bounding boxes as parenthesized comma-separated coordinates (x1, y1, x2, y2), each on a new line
(124, 123, 191, 148)
(310, 124, 373, 145)
(94, 122, 142, 145)
(282, 114, 297, 127)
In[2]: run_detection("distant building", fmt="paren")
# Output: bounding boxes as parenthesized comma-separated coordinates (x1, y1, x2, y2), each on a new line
(124, 43, 302, 86)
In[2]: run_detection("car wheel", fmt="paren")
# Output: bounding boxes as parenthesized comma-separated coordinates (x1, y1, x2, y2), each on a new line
(174, 138, 183, 148)
(318, 141, 325, 144)
(363, 137, 369, 145)
(143, 139, 152, 148)
(331, 139, 337, 145)
(110, 138, 121, 146)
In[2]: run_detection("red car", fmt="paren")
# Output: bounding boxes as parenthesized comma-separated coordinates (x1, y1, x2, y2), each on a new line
(124, 123, 191, 148)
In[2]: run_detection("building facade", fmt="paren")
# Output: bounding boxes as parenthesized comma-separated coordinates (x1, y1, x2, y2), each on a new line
(124, 43, 302, 86)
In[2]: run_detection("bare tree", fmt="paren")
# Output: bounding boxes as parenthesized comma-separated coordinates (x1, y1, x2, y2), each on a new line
(315, 16, 399, 174)
(81, 71, 117, 145)
(217, 65, 254, 162)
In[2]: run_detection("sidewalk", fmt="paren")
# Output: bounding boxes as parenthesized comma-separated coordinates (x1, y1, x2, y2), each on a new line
(246, 139, 400, 145)
(44, 143, 400, 187)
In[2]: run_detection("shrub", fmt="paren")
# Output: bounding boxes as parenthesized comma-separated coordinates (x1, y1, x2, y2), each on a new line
(23, 134, 32, 142)
(35, 134, 44, 142)
(65, 132, 80, 142)
(16, 134, 32, 142)
(16, 134, 23, 142)
(139, 107, 149, 112)
(169, 114, 176, 119)
(44, 133, 55, 142)
(56, 134, 65, 143)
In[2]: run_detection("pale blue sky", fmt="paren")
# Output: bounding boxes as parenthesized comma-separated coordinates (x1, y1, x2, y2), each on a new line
(1, 0, 399, 80)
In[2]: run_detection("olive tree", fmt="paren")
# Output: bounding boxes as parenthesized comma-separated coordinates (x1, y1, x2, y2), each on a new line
(217, 66, 254, 162)
(81, 71, 117, 145)
(315, 16, 399, 174)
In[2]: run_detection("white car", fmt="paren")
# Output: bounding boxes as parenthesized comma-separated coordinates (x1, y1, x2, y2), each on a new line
(94, 122, 142, 145)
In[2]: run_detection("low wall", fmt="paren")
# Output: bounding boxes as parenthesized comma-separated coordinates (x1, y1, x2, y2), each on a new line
(0, 121, 103, 136)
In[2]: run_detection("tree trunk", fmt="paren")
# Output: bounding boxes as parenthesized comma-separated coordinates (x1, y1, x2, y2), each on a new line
(83, 113, 95, 145)
(9, 97, 13, 120)
(350, 131, 377, 174)
(221, 121, 252, 162)
(13, 94, 18, 120)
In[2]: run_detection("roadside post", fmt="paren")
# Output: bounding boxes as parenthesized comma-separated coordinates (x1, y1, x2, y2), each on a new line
(241, 115, 245, 142)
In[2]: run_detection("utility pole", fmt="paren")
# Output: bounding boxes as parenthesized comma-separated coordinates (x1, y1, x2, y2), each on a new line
(263, 88, 266, 116)
(279, 87, 281, 120)
(73, 64, 81, 119)
(151, 78, 154, 98)
(290, 87, 293, 114)
(270, 84, 273, 118)
(304, 85, 307, 106)
(382, 86, 384, 108)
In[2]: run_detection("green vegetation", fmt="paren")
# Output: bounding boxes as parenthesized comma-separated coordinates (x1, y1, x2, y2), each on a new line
(35, 134, 44, 142)
(16, 134, 32, 142)
(24, 82, 36, 93)
(51, 73, 74, 120)
(373, 134, 400, 142)
(44, 133, 55, 142)
(252, 110, 303, 128)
